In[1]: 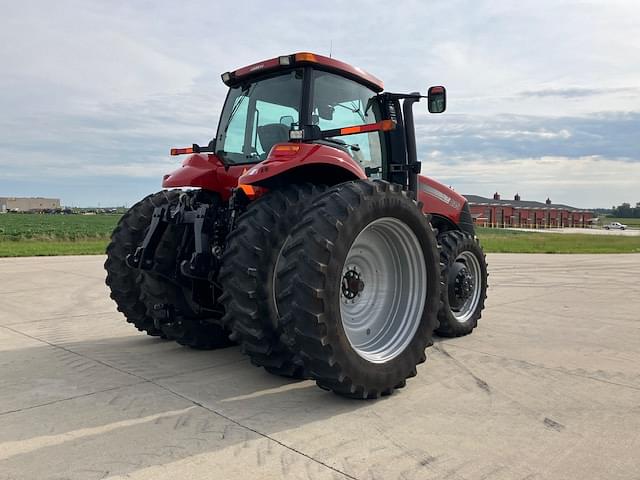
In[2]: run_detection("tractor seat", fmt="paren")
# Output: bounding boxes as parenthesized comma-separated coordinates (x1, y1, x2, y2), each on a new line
(257, 124, 290, 155)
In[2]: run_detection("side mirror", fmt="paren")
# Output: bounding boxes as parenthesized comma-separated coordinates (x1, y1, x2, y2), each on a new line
(279, 115, 295, 127)
(427, 86, 446, 113)
(318, 105, 334, 121)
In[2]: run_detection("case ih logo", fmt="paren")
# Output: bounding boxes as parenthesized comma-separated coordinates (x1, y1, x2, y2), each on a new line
(249, 63, 265, 72)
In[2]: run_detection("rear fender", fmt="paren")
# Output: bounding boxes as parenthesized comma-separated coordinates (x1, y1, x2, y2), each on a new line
(162, 154, 247, 201)
(238, 143, 366, 187)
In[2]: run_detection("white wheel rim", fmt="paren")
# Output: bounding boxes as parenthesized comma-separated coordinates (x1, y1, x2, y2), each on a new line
(451, 251, 482, 323)
(339, 217, 427, 363)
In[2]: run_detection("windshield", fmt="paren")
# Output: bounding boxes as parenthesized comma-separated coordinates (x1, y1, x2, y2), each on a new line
(215, 69, 303, 164)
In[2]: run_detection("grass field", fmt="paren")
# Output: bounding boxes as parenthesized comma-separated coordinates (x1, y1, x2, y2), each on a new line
(0, 214, 118, 240)
(1, 214, 639, 257)
(476, 227, 640, 253)
(0, 214, 117, 257)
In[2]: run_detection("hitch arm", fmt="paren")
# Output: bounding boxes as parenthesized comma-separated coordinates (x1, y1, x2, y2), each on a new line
(180, 206, 214, 280)
(126, 206, 168, 270)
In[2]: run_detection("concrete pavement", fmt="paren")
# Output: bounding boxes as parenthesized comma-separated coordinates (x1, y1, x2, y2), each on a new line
(0, 254, 639, 479)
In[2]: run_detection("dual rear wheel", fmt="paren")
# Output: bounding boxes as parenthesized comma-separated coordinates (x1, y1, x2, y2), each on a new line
(219, 183, 327, 377)
(274, 180, 442, 398)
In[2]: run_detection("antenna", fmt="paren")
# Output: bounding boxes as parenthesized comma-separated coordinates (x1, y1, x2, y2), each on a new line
(329, 40, 333, 58)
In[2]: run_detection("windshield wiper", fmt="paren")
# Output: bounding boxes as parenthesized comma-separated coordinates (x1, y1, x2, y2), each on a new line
(334, 102, 365, 122)
(321, 137, 360, 151)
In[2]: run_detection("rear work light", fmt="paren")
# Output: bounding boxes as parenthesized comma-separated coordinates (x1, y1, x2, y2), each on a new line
(221, 72, 233, 85)
(278, 55, 292, 66)
(289, 129, 304, 140)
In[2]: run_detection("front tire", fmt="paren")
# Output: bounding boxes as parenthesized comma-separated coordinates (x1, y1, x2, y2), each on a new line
(435, 230, 488, 337)
(276, 180, 441, 398)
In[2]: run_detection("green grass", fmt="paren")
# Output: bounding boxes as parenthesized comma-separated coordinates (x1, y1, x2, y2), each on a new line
(476, 227, 640, 253)
(1, 213, 639, 257)
(0, 213, 118, 240)
(0, 213, 117, 257)
(0, 239, 110, 257)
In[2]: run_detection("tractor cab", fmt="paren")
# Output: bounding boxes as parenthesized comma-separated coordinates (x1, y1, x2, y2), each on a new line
(216, 52, 386, 166)
(179, 52, 446, 192)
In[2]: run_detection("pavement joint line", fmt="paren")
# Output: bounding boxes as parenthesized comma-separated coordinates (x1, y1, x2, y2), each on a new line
(151, 381, 359, 480)
(0, 324, 147, 383)
(0, 324, 245, 386)
(1, 322, 357, 478)
(0, 381, 149, 417)
(443, 343, 640, 392)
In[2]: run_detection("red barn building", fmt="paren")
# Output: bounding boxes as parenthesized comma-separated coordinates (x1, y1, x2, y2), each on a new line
(464, 192, 594, 228)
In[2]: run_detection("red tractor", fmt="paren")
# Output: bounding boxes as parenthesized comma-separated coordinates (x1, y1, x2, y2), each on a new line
(105, 52, 487, 399)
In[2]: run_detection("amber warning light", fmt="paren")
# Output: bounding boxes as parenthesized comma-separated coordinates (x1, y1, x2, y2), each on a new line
(340, 120, 395, 135)
(317, 120, 396, 140)
(170, 147, 194, 156)
(170, 143, 215, 156)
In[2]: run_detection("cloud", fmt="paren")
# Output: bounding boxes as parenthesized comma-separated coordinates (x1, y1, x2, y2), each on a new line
(1, 0, 640, 206)
(422, 156, 640, 209)
(415, 112, 640, 160)
(518, 87, 640, 99)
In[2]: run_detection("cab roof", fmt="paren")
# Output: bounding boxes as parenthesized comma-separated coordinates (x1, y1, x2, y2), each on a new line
(222, 52, 384, 93)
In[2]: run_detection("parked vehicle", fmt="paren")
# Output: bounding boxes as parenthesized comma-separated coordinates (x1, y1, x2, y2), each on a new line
(604, 222, 627, 230)
(105, 52, 488, 398)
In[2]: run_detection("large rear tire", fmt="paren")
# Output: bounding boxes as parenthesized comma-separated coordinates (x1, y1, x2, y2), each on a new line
(139, 224, 233, 350)
(105, 191, 178, 336)
(276, 180, 441, 398)
(435, 230, 488, 337)
(219, 184, 326, 377)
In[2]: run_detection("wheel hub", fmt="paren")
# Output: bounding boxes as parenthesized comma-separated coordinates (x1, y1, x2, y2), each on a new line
(449, 262, 475, 309)
(341, 268, 365, 300)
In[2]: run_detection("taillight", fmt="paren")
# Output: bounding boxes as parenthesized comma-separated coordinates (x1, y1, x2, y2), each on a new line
(271, 144, 301, 155)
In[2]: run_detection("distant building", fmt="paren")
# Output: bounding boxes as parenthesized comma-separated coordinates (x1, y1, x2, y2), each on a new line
(0, 197, 61, 212)
(464, 193, 594, 228)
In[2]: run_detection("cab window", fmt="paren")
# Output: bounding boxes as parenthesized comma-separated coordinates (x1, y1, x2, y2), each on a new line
(216, 70, 303, 164)
(312, 71, 383, 174)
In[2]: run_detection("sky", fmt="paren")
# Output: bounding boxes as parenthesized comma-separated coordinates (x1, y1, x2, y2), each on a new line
(1, 0, 639, 208)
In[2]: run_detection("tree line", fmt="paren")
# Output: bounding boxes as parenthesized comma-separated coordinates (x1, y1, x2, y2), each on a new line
(611, 202, 640, 218)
